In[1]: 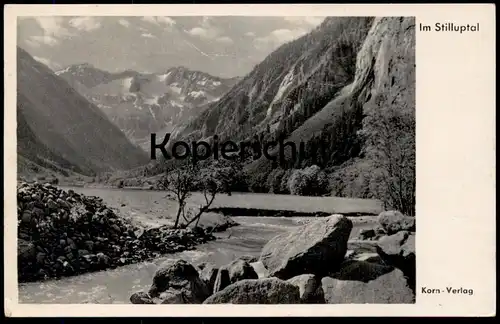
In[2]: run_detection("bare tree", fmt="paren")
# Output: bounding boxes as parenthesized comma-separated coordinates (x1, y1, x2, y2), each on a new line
(157, 163, 197, 229)
(157, 160, 231, 229)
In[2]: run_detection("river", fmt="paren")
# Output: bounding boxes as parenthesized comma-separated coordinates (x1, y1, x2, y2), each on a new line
(18, 187, 377, 304)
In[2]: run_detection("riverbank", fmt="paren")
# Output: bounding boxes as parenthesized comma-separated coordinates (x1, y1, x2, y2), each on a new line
(17, 182, 232, 283)
(130, 212, 416, 304)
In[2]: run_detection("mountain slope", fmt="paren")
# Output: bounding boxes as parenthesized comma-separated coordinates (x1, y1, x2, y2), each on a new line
(17, 47, 149, 177)
(167, 17, 415, 214)
(176, 17, 374, 145)
(56, 64, 240, 150)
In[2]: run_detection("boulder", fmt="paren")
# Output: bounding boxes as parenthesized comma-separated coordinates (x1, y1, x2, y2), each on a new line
(18, 239, 36, 264)
(329, 260, 394, 283)
(148, 259, 211, 303)
(287, 274, 325, 303)
(377, 211, 415, 235)
(260, 214, 352, 279)
(130, 291, 155, 304)
(322, 268, 415, 304)
(250, 261, 270, 279)
(213, 268, 231, 294)
(199, 262, 219, 292)
(226, 259, 258, 284)
(203, 278, 301, 304)
(238, 255, 258, 263)
(376, 231, 416, 290)
(352, 252, 385, 264)
(359, 229, 376, 240)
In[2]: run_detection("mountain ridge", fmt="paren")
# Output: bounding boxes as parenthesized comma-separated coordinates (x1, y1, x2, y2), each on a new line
(17, 46, 149, 178)
(56, 63, 241, 150)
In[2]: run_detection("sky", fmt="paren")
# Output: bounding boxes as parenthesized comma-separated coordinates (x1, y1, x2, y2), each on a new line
(17, 16, 325, 79)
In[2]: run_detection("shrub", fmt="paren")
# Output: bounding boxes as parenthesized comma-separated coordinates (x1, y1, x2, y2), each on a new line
(266, 168, 286, 194)
(287, 165, 330, 196)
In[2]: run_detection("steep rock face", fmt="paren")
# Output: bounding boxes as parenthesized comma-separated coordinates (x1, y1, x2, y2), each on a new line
(230, 17, 415, 214)
(176, 17, 375, 145)
(57, 64, 240, 150)
(17, 47, 149, 176)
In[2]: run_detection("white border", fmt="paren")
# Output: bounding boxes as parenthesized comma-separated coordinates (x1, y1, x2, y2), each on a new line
(4, 4, 496, 317)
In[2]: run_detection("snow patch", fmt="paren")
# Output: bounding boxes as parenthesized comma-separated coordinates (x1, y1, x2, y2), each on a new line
(122, 77, 134, 92)
(170, 85, 182, 94)
(55, 66, 71, 75)
(212, 81, 221, 86)
(189, 90, 205, 98)
(157, 72, 171, 82)
(170, 100, 184, 108)
(144, 96, 159, 105)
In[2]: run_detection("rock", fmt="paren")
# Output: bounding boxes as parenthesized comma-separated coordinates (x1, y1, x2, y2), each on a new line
(213, 268, 231, 294)
(329, 260, 394, 282)
(158, 290, 188, 304)
(96, 252, 110, 266)
(35, 252, 46, 264)
(250, 261, 270, 279)
(148, 259, 211, 303)
(16, 182, 216, 282)
(84, 241, 94, 251)
(287, 274, 325, 303)
(260, 214, 353, 279)
(199, 262, 219, 292)
(197, 262, 207, 271)
(203, 278, 301, 304)
(377, 211, 415, 235)
(322, 268, 415, 304)
(374, 225, 386, 235)
(344, 250, 356, 260)
(32, 207, 44, 218)
(21, 210, 32, 224)
(130, 291, 155, 304)
(359, 229, 376, 240)
(238, 255, 258, 263)
(46, 199, 58, 211)
(18, 239, 36, 264)
(376, 231, 415, 290)
(225, 259, 258, 284)
(352, 252, 385, 264)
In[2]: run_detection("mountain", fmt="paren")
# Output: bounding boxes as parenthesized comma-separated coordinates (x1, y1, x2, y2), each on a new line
(170, 17, 416, 214)
(176, 17, 374, 144)
(17, 47, 149, 178)
(56, 64, 240, 150)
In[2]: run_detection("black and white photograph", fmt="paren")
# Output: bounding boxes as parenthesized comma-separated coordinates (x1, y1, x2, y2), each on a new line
(14, 14, 416, 305)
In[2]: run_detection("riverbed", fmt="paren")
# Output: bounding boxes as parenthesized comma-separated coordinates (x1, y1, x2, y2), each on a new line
(18, 187, 377, 304)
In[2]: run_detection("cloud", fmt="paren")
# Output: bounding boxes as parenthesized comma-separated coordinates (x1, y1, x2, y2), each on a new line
(244, 32, 256, 37)
(118, 19, 130, 28)
(254, 28, 308, 50)
(284, 17, 325, 26)
(26, 17, 74, 47)
(33, 56, 61, 70)
(188, 27, 210, 38)
(33, 17, 70, 37)
(68, 17, 102, 32)
(28, 35, 59, 47)
(216, 36, 234, 44)
(141, 16, 176, 26)
(141, 33, 156, 39)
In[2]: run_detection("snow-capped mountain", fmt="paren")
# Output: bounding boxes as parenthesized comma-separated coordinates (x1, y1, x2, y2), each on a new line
(56, 64, 240, 150)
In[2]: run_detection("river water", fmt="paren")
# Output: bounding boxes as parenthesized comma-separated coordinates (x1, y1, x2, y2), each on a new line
(18, 216, 305, 304)
(18, 187, 376, 304)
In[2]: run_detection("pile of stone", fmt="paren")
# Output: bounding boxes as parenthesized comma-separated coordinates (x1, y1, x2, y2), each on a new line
(130, 211, 416, 304)
(17, 182, 216, 282)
